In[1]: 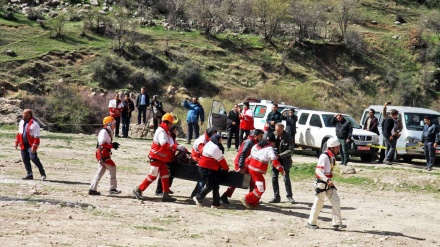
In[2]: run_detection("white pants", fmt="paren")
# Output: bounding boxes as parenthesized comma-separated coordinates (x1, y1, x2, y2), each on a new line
(90, 163, 117, 191)
(308, 188, 342, 226)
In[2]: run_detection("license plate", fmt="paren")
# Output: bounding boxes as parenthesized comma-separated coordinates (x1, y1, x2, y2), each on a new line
(357, 146, 370, 151)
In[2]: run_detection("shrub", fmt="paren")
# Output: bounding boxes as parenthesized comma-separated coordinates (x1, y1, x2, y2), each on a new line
(20, 84, 107, 133)
(90, 55, 133, 89)
(26, 7, 44, 21)
(344, 30, 364, 56)
(174, 61, 203, 88)
(427, 45, 440, 66)
(47, 13, 68, 38)
(129, 69, 162, 89)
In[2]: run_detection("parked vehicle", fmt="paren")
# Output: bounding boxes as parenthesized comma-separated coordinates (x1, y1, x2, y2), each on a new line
(296, 109, 380, 162)
(238, 99, 298, 135)
(208, 99, 298, 137)
(360, 105, 440, 162)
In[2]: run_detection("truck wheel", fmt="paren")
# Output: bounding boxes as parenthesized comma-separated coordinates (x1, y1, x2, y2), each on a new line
(402, 156, 413, 163)
(360, 153, 376, 162)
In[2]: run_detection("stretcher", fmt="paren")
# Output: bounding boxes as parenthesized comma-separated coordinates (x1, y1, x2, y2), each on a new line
(173, 163, 251, 189)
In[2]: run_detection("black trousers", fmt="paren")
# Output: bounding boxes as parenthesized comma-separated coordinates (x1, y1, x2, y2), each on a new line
(121, 115, 130, 137)
(114, 116, 121, 136)
(138, 105, 147, 124)
(153, 117, 161, 133)
(239, 129, 250, 146)
(21, 147, 45, 176)
(272, 165, 292, 198)
(227, 126, 239, 149)
(196, 167, 221, 206)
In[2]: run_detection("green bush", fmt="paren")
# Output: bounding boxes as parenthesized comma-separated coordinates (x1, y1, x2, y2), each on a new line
(26, 7, 44, 21)
(344, 30, 364, 57)
(20, 84, 107, 133)
(174, 61, 203, 88)
(90, 55, 133, 89)
(129, 69, 163, 89)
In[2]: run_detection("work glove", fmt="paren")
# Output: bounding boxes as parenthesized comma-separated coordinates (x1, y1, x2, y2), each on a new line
(112, 142, 120, 150)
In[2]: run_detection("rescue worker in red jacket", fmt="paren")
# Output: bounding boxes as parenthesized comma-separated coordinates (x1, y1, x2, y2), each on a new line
(193, 134, 229, 208)
(89, 116, 121, 195)
(239, 101, 254, 145)
(190, 127, 217, 198)
(108, 93, 123, 137)
(220, 129, 264, 204)
(133, 113, 182, 202)
(15, 109, 46, 180)
(241, 134, 284, 209)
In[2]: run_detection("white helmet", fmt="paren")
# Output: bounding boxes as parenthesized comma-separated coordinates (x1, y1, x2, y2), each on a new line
(327, 137, 340, 148)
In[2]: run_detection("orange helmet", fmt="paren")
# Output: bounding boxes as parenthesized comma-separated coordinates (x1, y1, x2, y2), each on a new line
(162, 113, 174, 123)
(103, 116, 115, 125)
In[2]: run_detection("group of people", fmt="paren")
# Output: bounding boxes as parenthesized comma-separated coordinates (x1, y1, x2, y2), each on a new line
(14, 98, 438, 231)
(362, 102, 437, 170)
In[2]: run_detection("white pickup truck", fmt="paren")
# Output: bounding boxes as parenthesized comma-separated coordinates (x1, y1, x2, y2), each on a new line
(295, 109, 380, 162)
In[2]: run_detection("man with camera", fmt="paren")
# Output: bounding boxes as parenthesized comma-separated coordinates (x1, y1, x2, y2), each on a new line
(183, 97, 205, 144)
(150, 95, 165, 133)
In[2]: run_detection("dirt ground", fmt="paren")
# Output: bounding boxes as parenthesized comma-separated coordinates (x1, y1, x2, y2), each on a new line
(1, 129, 439, 247)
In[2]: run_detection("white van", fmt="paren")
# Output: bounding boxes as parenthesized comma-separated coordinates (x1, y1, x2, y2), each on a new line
(238, 99, 298, 132)
(360, 105, 440, 162)
(208, 99, 298, 135)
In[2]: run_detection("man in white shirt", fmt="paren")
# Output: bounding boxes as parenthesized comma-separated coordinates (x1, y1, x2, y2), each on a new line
(307, 137, 346, 230)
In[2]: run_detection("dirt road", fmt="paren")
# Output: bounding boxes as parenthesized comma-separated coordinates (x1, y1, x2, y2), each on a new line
(0, 130, 439, 247)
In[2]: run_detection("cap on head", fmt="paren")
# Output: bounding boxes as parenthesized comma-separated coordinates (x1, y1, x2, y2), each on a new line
(266, 133, 277, 142)
(103, 116, 115, 125)
(327, 137, 340, 148)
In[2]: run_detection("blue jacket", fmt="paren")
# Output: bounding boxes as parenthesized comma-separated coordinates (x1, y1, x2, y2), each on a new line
(183, 100, 205, 123)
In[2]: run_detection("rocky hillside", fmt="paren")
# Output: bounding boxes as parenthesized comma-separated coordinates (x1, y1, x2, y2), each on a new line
(1, 0, 440, 131)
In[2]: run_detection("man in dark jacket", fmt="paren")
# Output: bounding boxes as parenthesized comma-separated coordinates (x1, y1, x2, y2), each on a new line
(383, 109, 400, 165)
(363, 108, 379, 135)
(268, 123, 295, 204)
(136, 87, 150, 125)
(418, 115, 439, 171)
(266, 104, 282, 135)
(183, 97, 205, 144)
(227, 104, 241, 151)
(150, 95, 165, 132)
(282, 108, 298, 147)
(331, 114, 352, 166)
(121, 93, 135, 138)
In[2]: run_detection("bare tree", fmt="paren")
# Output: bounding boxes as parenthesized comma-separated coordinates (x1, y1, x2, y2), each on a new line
(252, 0, 289, 43)
(107, 8, 138, 52)
(289, 1, 323, 41)
(48, 13, 68, 39)
(233, 0, 255, 33)
(166, 0, 186, 28)
(185, 0, 224, 35)
(334, 0, 359, 39)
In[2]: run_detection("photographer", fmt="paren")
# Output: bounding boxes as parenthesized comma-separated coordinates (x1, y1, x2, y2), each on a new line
(182, 97, 205, 144)
(150, 95, 165, 133)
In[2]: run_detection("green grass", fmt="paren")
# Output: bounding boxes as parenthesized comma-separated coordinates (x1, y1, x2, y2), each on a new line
(0, 124, 17, 130)
(134, 225, 167, 231)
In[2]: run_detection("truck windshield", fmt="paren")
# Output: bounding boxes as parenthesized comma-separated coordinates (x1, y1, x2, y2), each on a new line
(322, 114, 361, 129)
(404, 113, 440, 131)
